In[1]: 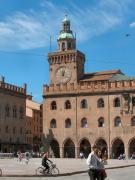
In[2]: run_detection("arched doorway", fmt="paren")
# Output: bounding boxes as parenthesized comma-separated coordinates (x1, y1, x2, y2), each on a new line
(50, 139, 60, 158)
(64, 139, 75, 158)
(129, 138, 135, 158)
(112, 138, 124, 159)
(80, 139, 91, 158)
(95, 138, 108, 158)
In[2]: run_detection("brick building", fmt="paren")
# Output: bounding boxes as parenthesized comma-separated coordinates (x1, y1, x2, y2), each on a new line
(43, 16, 135, 158)
(26, 96, 43, 152)
(0, 76, 27, 153)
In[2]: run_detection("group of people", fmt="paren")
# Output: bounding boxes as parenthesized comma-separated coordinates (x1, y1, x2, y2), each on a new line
(86, 144, 107, 180)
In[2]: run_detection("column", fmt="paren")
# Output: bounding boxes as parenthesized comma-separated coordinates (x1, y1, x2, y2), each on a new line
(60, 146, 63, 158)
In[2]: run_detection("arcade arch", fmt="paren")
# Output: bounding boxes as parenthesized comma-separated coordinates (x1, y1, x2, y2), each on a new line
(63, 138, 75, 158)
(112, 138, 124, 159)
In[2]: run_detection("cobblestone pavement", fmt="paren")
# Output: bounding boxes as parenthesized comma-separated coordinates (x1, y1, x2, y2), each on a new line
(0, 158, 135, 176)
(0, 166, 135, 180)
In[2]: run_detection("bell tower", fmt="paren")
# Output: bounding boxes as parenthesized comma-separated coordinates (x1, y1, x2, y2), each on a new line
(57, 15, 76, 51)
(48, 15, 85, 86)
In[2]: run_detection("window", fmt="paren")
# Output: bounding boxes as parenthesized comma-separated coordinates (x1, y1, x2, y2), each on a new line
(114, 98, 120, 107)
(114, 117, 121, 127)
(131, 117, 135, 126)
(5, 126, 9, 133)
(51, 101, 57, 110)
(68, 42, 71, 49)
(13, 106, 17, 118)
(81, 118, 88, 128)
(81, 99, 88, 109)
(19, 107, 24, 119)
(13, 127, 16, 134)
(62, 42, 65, 51)
(97, 98, 104, 108)
(132, 97, 135, 106)
(5, 104, 10, 117)
(98, 117, 104, 127)
(65, 119, 71, 128)
(20, 127, 23, 134)
(65, 100, 71, 109)
(50, 119, 56, 128)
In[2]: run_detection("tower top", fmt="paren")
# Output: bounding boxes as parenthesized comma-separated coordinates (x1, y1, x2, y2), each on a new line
(57, 15, 76, 51)
(62, 14, 69, 22)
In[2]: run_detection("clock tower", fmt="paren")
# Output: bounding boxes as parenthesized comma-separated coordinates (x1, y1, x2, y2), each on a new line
(48, 15, 85, 86)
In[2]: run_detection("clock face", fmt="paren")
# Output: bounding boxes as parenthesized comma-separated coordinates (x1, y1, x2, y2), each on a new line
(55, 66, 72, 84)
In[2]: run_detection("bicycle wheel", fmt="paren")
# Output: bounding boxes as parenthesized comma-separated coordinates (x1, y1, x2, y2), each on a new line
(36, 167, 44, 175)
(50, 167, 59, 175)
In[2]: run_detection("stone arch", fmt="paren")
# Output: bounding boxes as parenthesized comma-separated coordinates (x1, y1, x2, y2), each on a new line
(50, 139, 60, 158)
(95, 138, 108, 157)
(63, 138, 75, 158)
(128, 137, 135, 158)
(111, 138, 125, 159)
(79, 138, 91, 158)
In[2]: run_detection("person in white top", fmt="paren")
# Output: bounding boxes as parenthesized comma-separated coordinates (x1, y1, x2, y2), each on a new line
(86, 144, 100, 180)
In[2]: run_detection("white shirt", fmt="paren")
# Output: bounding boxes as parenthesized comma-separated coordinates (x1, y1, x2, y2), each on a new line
(86, 151, 99, 169)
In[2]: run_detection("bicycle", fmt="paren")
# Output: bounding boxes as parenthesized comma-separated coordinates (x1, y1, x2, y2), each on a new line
(36, 162, 59, 175)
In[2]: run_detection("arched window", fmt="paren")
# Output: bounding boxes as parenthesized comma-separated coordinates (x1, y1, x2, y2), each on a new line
(68, 42, 71, 49)
(19, 107, 24, 119)
(20, 127, 23, 134)
(131, 117, 135, 126)
(65, 100, 71, 109)
(114, 98, 120, 107)
(13, 127, 16, 134)
(81, 118, 88, 128)
(65, 119, 71, 128)
(132, 97, 135, 106)
(51, 101, 57, 110)
(97, 98, 104, 108)
(80, 99, 88, 109)
(62, 42, 65, 51)
(114, 117, 122, 127)
(5, 126, 9, 133)
(50, 119, 57, 128)
(13, 106, 17, 118)
(5, 104, 10, 117)
(98, 117, 104, 127)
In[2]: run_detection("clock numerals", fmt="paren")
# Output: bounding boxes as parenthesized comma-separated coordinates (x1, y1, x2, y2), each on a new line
(55, 67, 71, 84)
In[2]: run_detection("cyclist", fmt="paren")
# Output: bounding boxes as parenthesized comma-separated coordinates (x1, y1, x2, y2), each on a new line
(42, 152, 53, 173)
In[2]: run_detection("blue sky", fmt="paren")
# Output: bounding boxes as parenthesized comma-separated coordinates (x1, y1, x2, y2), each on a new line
(0, 0, 135, 103)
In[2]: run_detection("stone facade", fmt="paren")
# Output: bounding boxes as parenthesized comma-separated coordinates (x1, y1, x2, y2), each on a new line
(26, 96, 43, 152)
(43, 16, 135, 159)
(0, 76, 27, 153)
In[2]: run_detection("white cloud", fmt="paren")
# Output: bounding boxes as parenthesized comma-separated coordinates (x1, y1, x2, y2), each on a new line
(130, 22, 135, 27)
(0, 0, 134, 50)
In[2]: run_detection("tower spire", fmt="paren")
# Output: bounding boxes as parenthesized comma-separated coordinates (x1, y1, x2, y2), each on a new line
(57, 15, 76, 51)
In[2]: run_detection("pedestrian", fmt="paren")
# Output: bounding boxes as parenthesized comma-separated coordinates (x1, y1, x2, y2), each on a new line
(80, 151, 84, 160)
(86, 144, 100, 180)
(97, 149, 107, 180)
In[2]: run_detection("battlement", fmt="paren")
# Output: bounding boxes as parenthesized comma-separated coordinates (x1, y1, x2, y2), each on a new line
(0, 78, 26, 95)
(43, 79, 135, 96)
(48, 50, 85, 65)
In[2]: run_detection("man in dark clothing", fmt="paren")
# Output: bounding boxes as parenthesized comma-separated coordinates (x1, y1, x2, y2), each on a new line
(42, 153, 53, 173)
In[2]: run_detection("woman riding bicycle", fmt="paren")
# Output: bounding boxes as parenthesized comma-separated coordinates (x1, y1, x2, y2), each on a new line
(42, 152, 53, 173)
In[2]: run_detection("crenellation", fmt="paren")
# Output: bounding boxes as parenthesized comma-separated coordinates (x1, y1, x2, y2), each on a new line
(0, 82, 26, 94)
(43, 79, 135, 96)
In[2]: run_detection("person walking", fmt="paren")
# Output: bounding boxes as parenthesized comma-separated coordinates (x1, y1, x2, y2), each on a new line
(97, 149, 107, 180)
(86, 144, 101, 180)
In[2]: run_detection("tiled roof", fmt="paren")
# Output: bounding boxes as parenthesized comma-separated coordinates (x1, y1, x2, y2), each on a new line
(80, 69, 123, 82)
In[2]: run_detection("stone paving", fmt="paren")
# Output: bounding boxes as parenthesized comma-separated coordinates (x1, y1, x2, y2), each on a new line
(0, 158, 135, 176)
